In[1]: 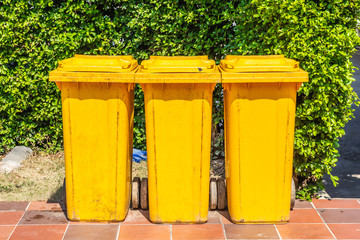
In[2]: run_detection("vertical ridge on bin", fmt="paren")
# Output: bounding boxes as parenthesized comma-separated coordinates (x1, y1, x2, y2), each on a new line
(283, 86, 291, 217)
(236, 88, 242, 220)
(199, 91, 204, 221)
(153, 92, 159, 221)
(66, 86, 76, 219)
(114, 86, 119, 218)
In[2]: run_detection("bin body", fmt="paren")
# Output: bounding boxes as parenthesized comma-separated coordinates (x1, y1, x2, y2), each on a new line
(136, 56, 220, 223)
(49, 55, 137, 222)
(220, 55, 308, 224)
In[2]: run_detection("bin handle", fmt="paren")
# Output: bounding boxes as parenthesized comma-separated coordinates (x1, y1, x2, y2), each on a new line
(225, 63, 234, 69)
(122, 63, 131, 69)
(207, 64, 215, 69)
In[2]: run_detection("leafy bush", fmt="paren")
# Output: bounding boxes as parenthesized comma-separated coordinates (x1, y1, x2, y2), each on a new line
(0, 0, 359, 198)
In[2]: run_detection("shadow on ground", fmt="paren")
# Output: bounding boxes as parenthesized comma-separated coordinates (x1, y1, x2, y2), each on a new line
(48, 181, 66, 212)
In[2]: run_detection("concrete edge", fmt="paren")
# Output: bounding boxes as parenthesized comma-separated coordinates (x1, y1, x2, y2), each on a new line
(0, 146, 33, 173)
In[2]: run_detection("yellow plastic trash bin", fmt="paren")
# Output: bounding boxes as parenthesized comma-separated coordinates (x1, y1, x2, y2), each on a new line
(220, 55, 308, 224)
(49, 55, 138, 222)
(135, 56, 221, 223)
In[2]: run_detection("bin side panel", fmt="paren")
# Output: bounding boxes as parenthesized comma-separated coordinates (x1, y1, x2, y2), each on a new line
(142, 83, 214, 223)
(224, 82, 297, 224)
(62, 82, 133, 222)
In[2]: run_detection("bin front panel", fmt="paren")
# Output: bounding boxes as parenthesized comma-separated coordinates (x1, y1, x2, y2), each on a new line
(224, 82, 297, 223)
(141, 83, 214, 223)
(61, 82, 133, 221)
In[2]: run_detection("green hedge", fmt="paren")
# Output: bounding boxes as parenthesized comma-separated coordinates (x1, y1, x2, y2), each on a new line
(1, 0, 359, 198)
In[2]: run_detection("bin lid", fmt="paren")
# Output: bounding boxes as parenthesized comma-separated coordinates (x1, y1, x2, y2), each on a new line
(139, 56, 216, 73)
(56, 54, 138, 72)
(220, 55, 301, 72)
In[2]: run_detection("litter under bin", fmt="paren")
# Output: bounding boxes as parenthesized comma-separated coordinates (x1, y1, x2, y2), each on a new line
(220, 55, 308, 224)
(49, 55, 138, 222)
(135, 56, 221, 223)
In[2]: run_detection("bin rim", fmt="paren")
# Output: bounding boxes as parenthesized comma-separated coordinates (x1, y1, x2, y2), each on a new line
(220, 55, 308, 83)
(136, 56, 220, 83)
(49, 55, 138, 83)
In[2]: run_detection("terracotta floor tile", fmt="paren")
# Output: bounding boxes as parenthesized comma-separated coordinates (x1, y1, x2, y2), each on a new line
(118, 225, 170, 240)
(289, 209, 323, 223)
(327, 224, 360, 239)
(19, 210, 68, 225)
(172, 224, 225, 240)
(9, 225, 67, 240)
(313, 199, 360, 208)
(28, 201, 63, 211)
(122, 210, 151, 224)
(217, 210, 232, 224)
(0, 226, 15, 240)
(318, 209, 360, 223)
(276, 223, 334, 239)
(0, 202, 29, 211)
(70, 221, 119, 225)
(0, 212, 24, 225)
(207, 211, 221, 224)
(64, 224, 119, 240)
(224, 224, 279, 239)
(294, 200, 313, 209)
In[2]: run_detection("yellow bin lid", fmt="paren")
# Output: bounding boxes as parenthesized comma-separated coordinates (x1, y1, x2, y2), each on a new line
(220, 55, 308, 83)
(140, 56, 216, 73)
(220, 55, 300, 72)
(56, 54, 138, 72)
(49, 55, 138, 83)
(136, 56, 220, 83)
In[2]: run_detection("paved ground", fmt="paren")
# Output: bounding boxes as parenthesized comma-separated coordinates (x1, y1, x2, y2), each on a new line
(323, 49, 360, 198)
(0, 199, 359, 240)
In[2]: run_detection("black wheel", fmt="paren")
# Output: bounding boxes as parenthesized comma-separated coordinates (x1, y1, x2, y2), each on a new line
(290, 178, 296, 210)
(140, 178, 148, 210)
(131, 177, 140, 209)
(62, 178, 66, 210)
(217, 178, 227, 210)
(209, 178, 217, 210)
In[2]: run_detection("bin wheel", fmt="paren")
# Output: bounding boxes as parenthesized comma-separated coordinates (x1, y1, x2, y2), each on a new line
(132, 177, 140, 209)
(62, 178, 66, 210)
(140, 178, 148, 210)
(290, 178, 296, 210)
(217, 178, 227, 210)
(209, 178, 217, 210)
